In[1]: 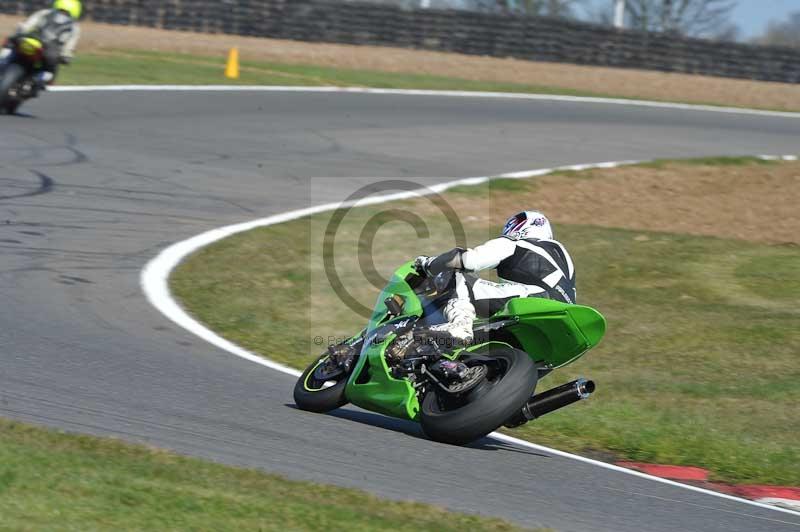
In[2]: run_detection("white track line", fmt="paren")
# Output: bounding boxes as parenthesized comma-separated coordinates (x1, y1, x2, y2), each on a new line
(51, 85, 800, 119)
(140, 154, 800, 519)
(757, 499, 800, 512)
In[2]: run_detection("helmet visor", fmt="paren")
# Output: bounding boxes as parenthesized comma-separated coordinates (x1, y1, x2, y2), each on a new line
(502, 212, 528, 236)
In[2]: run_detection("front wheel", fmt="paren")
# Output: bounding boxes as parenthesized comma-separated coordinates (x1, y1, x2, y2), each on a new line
(0, 63, 25, 114)
(420, 347, 537, 445)
(4, 99, 21, 115)
(293, 353, 350, 413)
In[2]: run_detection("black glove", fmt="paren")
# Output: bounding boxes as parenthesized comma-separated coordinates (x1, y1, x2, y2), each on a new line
(58, 56, 71, 65)
(413, 256, 431, 277)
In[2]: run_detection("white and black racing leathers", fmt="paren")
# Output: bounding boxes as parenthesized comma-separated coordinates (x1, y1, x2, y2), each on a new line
(422, 236, 576, 341)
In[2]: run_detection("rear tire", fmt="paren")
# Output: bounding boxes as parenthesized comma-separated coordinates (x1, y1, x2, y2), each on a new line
(420, 347, 537, 446)
(293, 354, 349, 413)
(0, 63, 24, 114)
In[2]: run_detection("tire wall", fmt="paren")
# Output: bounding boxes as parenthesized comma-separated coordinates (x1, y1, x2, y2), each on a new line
(2, 0, 798, 83)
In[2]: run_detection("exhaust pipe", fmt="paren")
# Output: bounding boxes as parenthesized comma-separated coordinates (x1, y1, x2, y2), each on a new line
(506, 379, 595, 427)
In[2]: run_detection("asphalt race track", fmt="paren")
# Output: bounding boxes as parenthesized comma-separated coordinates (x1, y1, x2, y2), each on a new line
(2, 90, 800, 532)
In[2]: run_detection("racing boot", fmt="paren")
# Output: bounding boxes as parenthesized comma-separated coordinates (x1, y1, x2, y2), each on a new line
(33, 71, 54, 92)
(425, 297, 476, 345)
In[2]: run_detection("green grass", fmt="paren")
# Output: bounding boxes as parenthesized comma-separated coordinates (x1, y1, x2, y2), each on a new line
(57, 49, 608, 98)
(509, 227, 800, 485)
(449, 177, 531, 196)
(541, 156, 776, 180)
(52, 49, 798, 113)
(0, 418, 528, 531)
(637, 156, 779, 169)
(172, 159, 800, 486)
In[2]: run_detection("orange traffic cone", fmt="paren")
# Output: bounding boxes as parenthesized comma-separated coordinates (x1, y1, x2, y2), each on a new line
(225, 47, 240, 80)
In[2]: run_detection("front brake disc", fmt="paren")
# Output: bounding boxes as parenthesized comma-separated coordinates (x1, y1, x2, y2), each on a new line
(445, 365, 487, 395)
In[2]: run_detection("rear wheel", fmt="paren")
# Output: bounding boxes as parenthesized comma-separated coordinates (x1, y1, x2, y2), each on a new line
(0, 63, 24, 114)
(293, 353, 350, 413)
(420, 346, 537, 446)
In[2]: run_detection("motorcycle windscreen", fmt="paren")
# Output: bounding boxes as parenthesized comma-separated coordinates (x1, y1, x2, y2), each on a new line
(365, 261, 424, 333)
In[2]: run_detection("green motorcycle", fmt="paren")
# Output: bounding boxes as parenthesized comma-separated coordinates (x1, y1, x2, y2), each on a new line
(294, 261, 606, 445)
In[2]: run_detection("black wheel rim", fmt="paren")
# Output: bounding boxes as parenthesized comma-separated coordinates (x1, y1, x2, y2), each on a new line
(303, 356, 346, 392)
(432, 356, 510, 412)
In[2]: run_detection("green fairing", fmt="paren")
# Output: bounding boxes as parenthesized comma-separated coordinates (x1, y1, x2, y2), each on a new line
(346, 262, 422, 420)
(344, 262, 606, 421)
(496, 298, 606, 368)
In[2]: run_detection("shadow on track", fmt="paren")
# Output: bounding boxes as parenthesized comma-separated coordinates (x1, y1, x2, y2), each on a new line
(2, 111, 36, 119)
(285, 403, 551, 457)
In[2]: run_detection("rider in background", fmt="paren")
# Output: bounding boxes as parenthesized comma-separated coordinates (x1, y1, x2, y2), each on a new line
(1, 0, 82, 89)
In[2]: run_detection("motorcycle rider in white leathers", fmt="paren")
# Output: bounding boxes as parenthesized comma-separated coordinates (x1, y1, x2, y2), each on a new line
(415, 210, 577, 343)
(328, 211, 576, 379)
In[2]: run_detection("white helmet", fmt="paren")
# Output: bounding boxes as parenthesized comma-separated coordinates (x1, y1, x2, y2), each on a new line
(501, 211, 553, 241)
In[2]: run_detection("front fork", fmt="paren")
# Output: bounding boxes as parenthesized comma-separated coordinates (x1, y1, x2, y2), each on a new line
(325, 329, 367, 374)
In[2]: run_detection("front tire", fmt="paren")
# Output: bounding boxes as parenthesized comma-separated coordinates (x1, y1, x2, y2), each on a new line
(420, 347, 537, 445)
(0, 63, 24, 114)
(4, 99, 21, 115)
(293, 353, 349, 413)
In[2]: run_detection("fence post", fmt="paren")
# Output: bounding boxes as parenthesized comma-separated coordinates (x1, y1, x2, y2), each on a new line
(614, 0, 625, 29)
